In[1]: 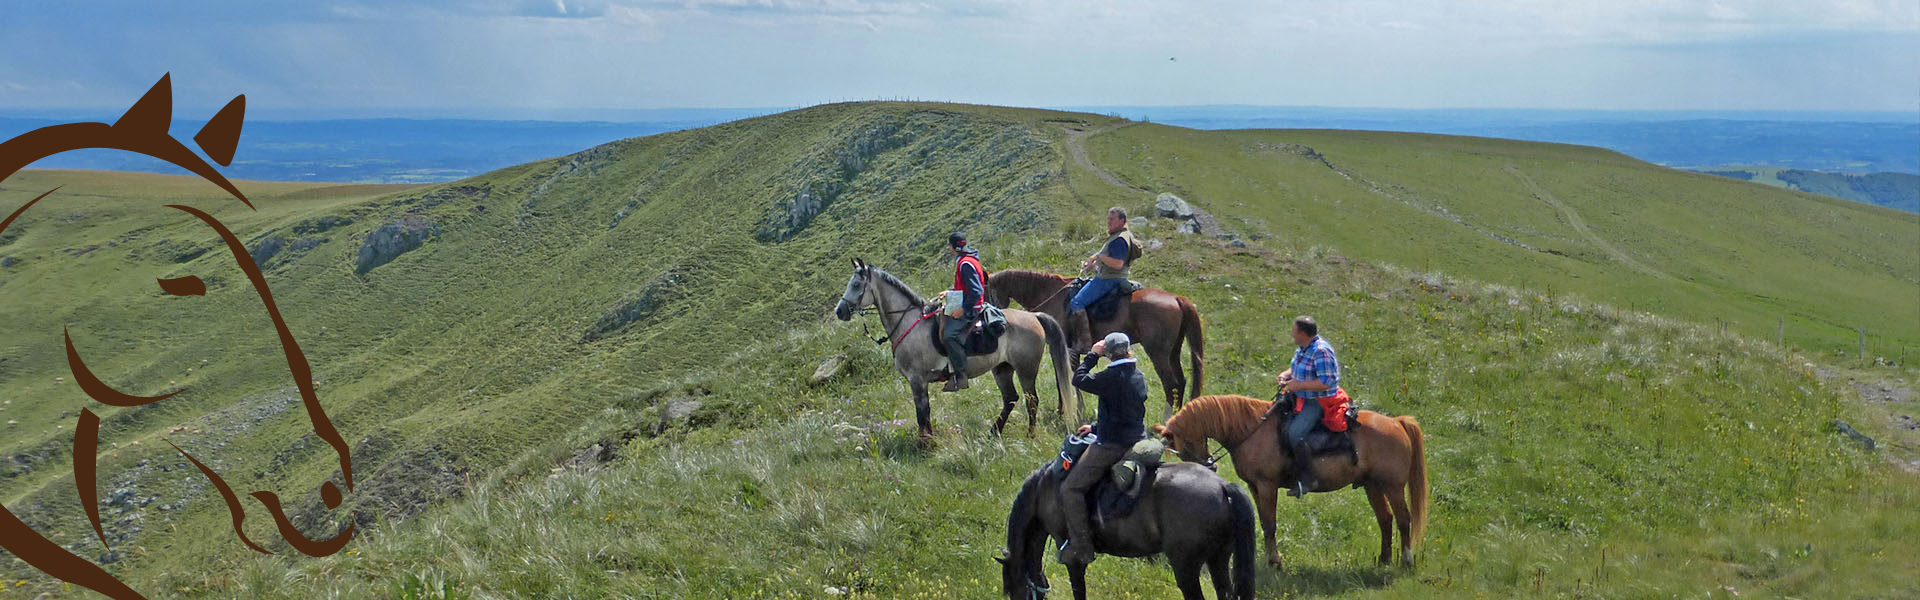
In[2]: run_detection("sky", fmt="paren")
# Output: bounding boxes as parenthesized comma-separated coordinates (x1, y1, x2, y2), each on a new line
(0, 1, 1915, 116)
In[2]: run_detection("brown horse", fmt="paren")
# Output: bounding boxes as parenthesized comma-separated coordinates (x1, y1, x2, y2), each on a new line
(985, 269, 1203, 418)
(1154, 394, 1428, 568)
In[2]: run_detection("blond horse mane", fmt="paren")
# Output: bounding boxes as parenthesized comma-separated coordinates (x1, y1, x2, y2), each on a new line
(1164, 394, 1272, 447)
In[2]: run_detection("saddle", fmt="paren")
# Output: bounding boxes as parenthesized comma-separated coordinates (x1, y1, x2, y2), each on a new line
(927, 304, 1009, 358)
(1274, 392, 1361, 459)
(1064, 278, 1148, 321)
(1051, 435, 1165, 521)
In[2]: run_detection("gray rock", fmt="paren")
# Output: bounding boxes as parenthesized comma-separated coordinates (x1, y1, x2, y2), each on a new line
(665, 398, 703, 423)
(1155, 193, 1196, 220)
(1144, 239, 1165, 251)
(811, 354, 849, 385)
(1228, 238, 1247, 248)
(1175, 222, 1198, 235)
(354, 216, 439, 275)
(1128, 217, 1147, 229)
(1833, 420, 1876, 450)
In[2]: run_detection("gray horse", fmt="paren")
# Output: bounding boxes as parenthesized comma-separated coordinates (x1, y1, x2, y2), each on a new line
(834, 258, 1075, 439)
(998, 461, 1258, 600)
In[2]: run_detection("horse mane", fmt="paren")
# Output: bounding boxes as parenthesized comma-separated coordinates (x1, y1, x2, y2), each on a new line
(985, 269, 1069, 302)
(988, 269, 1068, 287)
(1167, 394, 1271, 442)
(1004, 466, 1047, 561)
(869, 268, 925, 308)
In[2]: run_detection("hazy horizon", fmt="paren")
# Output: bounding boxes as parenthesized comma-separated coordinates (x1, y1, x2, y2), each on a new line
(3, 2, 1914, 116)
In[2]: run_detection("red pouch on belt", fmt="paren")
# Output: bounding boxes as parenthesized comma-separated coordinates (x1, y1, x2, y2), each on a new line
(1318, 389, 1352, 432)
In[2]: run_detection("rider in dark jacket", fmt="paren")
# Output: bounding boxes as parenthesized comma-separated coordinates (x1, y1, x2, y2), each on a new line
(1058, 331, 1148, 566)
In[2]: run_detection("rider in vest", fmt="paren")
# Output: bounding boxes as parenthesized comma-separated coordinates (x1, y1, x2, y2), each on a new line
(1068, 207, 1141, 352)
(1276, 315, 1345, 498)
(1059, 331, 1148, 566)
(941, 231, 987, 392)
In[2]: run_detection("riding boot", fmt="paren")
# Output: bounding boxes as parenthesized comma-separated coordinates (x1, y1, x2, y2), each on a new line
(1067, 309, 1094, 354)
(1058, 496, 1096, 566)
(1287, 441, 1318, 498)
(1058, 443, 1124, 566)
(942, 373, 970, 392)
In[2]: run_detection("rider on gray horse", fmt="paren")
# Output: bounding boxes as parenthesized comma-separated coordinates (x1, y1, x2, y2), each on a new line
(941, 231, 987, 391)
(1059, 331, 1148, 566)
(1068, 207, 1142, 351)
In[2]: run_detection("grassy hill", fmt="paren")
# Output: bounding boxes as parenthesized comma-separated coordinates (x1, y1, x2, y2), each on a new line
(1083, 126, 1919, 359)
(1693, 167, 1920, 213)
(0, 103, 1915, 598)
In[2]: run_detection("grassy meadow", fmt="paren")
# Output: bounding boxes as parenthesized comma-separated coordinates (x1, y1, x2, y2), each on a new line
(0, 103, 1915, 598)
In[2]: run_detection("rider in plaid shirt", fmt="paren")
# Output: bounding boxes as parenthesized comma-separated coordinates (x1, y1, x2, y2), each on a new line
(1276, 315, 1343, 497)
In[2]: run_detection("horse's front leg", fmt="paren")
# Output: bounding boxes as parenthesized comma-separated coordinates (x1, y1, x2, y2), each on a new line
(1068, 562, 1089, 600)
(1253, 481, 1282, 568)
(909, 379, 934, 442)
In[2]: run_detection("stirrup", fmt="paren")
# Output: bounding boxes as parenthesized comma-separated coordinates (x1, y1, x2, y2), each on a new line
(1288, 480, 1310, 498)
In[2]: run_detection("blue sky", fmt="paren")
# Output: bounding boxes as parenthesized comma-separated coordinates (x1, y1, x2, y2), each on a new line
(1, 1, 1915, 115)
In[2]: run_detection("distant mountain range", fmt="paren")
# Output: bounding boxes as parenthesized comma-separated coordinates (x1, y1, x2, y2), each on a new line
(3, 106, 1912, 210)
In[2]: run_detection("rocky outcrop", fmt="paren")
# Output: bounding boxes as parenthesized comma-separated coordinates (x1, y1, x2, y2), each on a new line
(757, 118, 912, 242)
(582, 267, 690, 342)
(248, 235, 322, 268)
(354, 216, 439, 275)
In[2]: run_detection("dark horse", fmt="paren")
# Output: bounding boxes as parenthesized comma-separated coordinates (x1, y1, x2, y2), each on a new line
(999, 462, 1257, 600)
(986, 269, 1204, 418)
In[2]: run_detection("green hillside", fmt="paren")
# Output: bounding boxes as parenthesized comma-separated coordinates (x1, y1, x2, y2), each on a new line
(1693, 167, 1920, 213)
(1084, 126, 1919, 359)
(0, 103, 1915, 599)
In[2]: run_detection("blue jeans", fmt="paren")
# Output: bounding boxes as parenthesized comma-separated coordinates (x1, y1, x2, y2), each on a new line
(1285, 397, 1324, 449)
(1070, 277, 1123, 312)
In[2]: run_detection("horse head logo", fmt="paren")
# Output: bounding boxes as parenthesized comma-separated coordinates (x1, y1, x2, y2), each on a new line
(0, 74, 354, 600)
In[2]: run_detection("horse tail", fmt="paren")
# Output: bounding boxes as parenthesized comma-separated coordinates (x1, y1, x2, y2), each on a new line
(1225, 482, 1258, 600)
(1399, 416, 1429, 546)
(1178, 296, 1205, 401)
(1036, 312, 1075, 421)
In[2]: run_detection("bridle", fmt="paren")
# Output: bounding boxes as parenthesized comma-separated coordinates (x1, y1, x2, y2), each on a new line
(1166, 398, 1275, 470)
(842, 268, 927, 350)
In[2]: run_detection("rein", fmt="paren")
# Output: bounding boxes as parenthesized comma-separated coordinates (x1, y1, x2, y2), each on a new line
(855, 305, 919, 347)
(846, 268, 931, 352)
(1170, 402, 1273, 469)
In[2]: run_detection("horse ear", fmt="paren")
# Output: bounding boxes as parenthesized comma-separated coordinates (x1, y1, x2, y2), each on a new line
(114, 73, 174, 136)
(194, 94, 246, 167)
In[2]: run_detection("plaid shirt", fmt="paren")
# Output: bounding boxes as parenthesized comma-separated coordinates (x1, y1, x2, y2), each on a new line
(1289, 336, 1341, 400)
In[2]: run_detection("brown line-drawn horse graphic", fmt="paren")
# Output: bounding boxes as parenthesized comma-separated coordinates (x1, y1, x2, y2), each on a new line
(0, 74, 355, 600)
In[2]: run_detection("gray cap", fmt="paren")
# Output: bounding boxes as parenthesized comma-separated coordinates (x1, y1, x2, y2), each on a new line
(1101, 332, 1131, 358)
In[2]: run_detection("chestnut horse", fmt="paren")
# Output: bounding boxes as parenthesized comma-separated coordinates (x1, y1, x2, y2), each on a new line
(985, 269, 1203, 418)
(1155, 394, 1428, 568)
